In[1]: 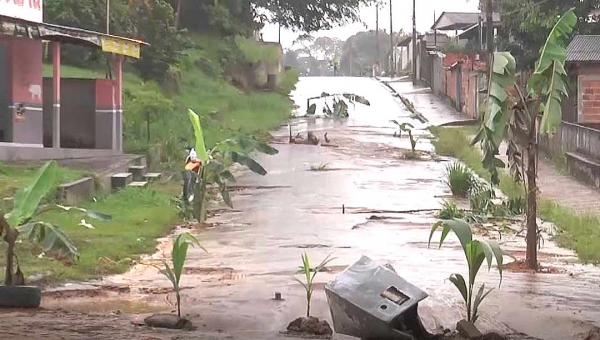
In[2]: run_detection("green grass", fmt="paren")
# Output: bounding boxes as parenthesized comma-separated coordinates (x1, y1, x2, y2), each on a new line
(0, 185, 180, 284)
(430, 126, 524, 199)
(0, 163, 87, 205)
(431, 126, 600, 264)
(539, 200, 600, 264)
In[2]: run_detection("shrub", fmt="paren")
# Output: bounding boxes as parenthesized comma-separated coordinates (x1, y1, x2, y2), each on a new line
(445, 162, 475, 197)
(439, 200, 464, 219)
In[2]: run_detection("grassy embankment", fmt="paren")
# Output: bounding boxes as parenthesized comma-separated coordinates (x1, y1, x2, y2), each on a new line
(0, 36, 297, 284)
(431, 127, 600, 264)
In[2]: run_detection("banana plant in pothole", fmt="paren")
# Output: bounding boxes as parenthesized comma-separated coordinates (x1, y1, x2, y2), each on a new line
(144, 232, 205, 330)
(284, 253, 335, 339)
(390, 120, 427, 160)
(0, 161, 111, 308)
(305, 92, 370, 118)
(429, 218, 505, 336)
(185, 109, 278, 223)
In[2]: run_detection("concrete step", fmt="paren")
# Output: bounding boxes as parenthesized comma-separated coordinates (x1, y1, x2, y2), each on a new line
(143, 172, 162, 182)
(128, 181, 149, 188)
(111, 173, 133, 190)
(129, 165, 147, 182)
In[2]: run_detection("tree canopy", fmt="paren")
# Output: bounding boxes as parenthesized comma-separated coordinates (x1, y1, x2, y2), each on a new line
(497, 0, 600, 69)
(256, 0, 377, 32)
(43, 0, 377, 82)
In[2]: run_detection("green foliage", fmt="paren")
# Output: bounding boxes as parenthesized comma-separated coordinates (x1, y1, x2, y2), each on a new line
(528, 9, 577, 134)
(539, 200, 600, 264)
(123, 81, 176, 153)
(44, 0, 132, 66)
(6, 162, 59, 227)
(445, 162, 476, 198)
(431, 126, 600, 265)
(497, 0, 599, 69)
(293, 253, 335, 317)
(439, 200, 464, 220)
(235, 36, 280, 64)
(278, 69, 300, 95)
(430, 127, 524, 199)
(474, 9, 576, 186)
(429, 219, 504, 323)
(187, 109, 278, 222)
(1, 161, 111, 285)
(45, 0, 189, 82)
(257, 0, 377, 32)
(390, 120, 417, 152)
(155, 232, 206, 317)
(130, 0, 191, 81)
(177, 0, 255, 36)
(471, 9, 576, 268)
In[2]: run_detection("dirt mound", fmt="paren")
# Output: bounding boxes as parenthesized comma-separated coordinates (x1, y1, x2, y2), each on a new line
(504, 260, 563, 274)
(285, 317, 333, 338)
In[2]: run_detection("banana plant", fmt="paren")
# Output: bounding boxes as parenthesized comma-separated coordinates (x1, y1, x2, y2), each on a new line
(1, 161, 111, 285)
(293, 253, 335, 318)
(187, 109, 278, 222)
(390, 120, 417, 152)
(305, 92, 370, 118)
(428, 219, 504, 324)
(155, 232, 205, 317)
(471, 8, 576, 270)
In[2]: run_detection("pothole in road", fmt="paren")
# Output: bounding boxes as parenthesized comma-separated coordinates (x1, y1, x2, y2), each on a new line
(185, 267, 246, 281)
(279, 244, 352, 249)
(228, 185, 292, 192)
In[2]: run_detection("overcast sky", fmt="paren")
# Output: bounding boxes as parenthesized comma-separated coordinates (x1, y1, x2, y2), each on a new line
(262, 0, 479, 48)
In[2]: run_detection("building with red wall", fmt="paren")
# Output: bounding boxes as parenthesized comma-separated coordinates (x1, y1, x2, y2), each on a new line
(0, 1, 146, 160)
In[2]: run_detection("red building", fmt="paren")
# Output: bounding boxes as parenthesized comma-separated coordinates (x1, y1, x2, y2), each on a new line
(0, 1, 146, 160)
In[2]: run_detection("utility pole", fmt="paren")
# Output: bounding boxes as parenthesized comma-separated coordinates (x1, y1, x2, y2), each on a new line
(376, 4, 380, 76)
(434, 11, 437, 48)
(485, 0, 493, 57)
(389, 0, 394, 78)
(106, 0, 110, 34)
(412, 0, 417, 85)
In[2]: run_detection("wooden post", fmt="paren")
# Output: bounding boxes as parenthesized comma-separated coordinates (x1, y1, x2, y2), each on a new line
(52, 42, 61, 149)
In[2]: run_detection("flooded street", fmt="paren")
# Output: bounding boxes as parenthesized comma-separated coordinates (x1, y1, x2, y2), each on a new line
(2, 77, 600, 340)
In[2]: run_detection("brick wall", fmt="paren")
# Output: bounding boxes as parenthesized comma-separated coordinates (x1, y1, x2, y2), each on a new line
(435, 52, 487, 118)
(580, 78, 600, 123)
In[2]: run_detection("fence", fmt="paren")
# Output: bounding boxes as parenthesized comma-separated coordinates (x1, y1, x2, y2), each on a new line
(555, 122, 600, 160)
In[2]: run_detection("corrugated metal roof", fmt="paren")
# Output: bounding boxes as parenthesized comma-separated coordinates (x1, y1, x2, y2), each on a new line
(432, 12, 501, 31)
(566, 35, 600, 62)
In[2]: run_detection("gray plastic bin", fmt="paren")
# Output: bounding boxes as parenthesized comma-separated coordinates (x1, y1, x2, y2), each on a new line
(325, 256, 439, 340)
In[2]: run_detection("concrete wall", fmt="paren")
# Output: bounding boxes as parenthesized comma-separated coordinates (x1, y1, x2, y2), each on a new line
(0, 143, 119, 161)
(43, 78, 96, 148)
(243, 42, 283, 90)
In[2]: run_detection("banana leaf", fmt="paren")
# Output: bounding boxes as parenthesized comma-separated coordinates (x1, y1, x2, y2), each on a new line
(187, 109, 209, 163)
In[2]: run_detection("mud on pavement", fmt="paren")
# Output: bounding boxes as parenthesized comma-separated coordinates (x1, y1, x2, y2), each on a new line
(3, 77, 600, 340)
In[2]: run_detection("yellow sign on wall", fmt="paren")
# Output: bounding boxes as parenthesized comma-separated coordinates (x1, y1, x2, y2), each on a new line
(101, 37, 141, 59)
